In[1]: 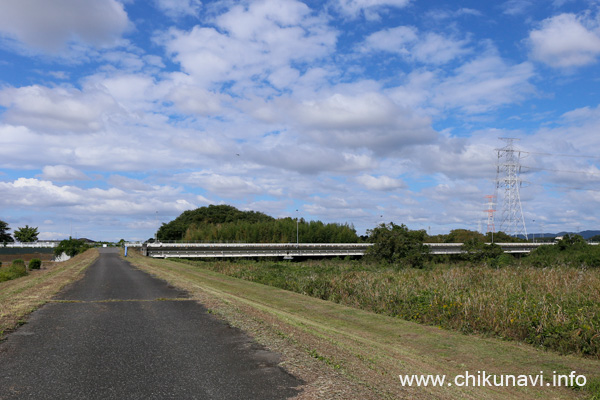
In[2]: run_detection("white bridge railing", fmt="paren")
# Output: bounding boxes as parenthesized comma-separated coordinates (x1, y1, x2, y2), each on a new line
(138, 242, 553, 259)
(142, 242, 369, 259)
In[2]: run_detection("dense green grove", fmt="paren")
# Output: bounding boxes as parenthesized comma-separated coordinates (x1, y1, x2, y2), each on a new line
(156, 205, 273, 240)
(156, 205, 359, 243)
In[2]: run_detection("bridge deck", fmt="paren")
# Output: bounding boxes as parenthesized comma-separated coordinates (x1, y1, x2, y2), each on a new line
(138, 242, 552, 259)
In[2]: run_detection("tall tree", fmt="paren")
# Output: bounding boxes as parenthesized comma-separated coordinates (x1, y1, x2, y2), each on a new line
(14, 225, 39, 242)
(0, 220, 14, 243)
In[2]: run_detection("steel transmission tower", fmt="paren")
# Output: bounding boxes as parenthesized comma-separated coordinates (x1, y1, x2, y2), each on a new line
(484, 194, 496, 235)
(495, 138, 528, 239)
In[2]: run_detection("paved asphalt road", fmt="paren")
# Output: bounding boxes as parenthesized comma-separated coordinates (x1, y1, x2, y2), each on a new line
(0, 248, 302, 399)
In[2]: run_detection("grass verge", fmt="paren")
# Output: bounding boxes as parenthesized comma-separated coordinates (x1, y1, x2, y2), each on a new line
(174, 259, 600, 358)
(0, 249, 98, 339)
(126, 251, 600, 400)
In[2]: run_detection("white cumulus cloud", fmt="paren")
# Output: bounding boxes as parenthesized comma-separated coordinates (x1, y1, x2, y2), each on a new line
(154, 0, 202, 18)
(40, 165, 89, 181)
(0, 85, 120, 133)
(289, 92, 437, 154)
(528, 13, 600, 68)
(333, 0, 411, 19)
(162, 0, 337, 91)
(356, 174, 405, 191)
(363, 27, 470, 64)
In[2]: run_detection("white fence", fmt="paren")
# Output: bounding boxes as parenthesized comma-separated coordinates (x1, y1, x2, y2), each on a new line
(3, 242, 58, 248)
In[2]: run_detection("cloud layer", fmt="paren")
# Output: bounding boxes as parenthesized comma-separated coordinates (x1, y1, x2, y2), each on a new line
(0, 0, 128, 52)
(0, 0, 599, 241)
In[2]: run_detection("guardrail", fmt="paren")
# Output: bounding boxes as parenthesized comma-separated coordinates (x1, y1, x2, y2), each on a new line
(426, 242, 549, 254)
(139, 242, 555, 259)
(142, 242, 370, 259)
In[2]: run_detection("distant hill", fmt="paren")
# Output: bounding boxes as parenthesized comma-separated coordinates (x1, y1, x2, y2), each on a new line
(517, 230, 600, 240)
(555, 230, 600, 240)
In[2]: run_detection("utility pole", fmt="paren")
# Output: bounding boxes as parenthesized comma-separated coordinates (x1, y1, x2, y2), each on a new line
(495, 138, 528, 240)
(155, 211, 158, 242)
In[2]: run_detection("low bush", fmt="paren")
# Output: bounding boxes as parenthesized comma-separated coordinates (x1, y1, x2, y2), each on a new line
(489, 253, 515, 269)
(526, 234, 600, 268)
(0, 259, 28, 282)
(29, 258, 42, 270)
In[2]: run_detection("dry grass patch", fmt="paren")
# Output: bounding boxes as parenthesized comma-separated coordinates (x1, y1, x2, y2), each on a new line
(0, 249, 98, 339)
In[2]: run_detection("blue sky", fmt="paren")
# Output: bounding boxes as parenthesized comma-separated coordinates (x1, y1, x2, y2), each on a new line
(1, 0, 600, 242)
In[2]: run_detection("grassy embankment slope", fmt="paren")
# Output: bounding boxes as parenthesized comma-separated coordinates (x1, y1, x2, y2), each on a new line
(181, 259, 600, 358)
(126, 251, 600, 400)
(0, 249, 98, 339)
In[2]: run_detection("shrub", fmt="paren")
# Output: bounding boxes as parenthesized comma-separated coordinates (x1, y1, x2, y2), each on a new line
(526, 236, 600, 268)
(29, 258, 42, 270)
(577, 247, 600, 268)
(0, 260, 28, 282)
(556, 234, 587, 251)
(54, 237, 90, 258)
(365, 223, 428, 267)
(462, 241, 503, 263)
(490, 253, 514, 269)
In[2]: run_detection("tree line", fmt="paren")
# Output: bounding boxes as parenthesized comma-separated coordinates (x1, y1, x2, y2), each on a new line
(0, 220, 39, 243)
(365, 223, 600, 268)
(156, 205, 359, 243)
(1, 219, 89, 259)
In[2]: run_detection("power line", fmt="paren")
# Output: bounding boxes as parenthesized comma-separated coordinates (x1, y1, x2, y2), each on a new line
(522, 151, 600, 160)
(529, 182, 600, 193)
(522, 165, 600, 176)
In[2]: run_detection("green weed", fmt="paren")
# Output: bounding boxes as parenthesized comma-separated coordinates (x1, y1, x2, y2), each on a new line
(0, 260, 28, 282)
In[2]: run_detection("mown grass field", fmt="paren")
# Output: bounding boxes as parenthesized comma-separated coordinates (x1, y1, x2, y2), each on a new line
(175, 259, 600, 359)
(127, 251, 600, 399)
